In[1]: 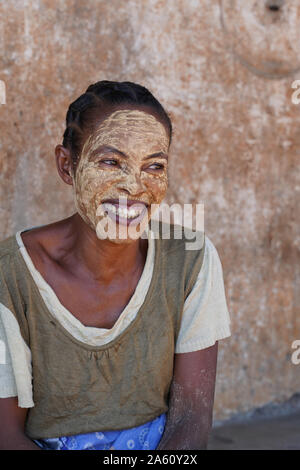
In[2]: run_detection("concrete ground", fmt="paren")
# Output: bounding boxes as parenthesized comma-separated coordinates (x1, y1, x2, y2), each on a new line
(208, 410, 300, 450)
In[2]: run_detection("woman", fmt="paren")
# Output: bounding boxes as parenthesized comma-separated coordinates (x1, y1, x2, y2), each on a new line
(0, 81, 231, 450)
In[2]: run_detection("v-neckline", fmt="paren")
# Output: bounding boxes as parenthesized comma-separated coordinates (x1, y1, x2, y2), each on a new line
(15, 225, 155, 342)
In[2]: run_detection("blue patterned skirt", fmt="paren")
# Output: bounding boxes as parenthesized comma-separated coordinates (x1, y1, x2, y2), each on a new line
(33, 412, 166, 450)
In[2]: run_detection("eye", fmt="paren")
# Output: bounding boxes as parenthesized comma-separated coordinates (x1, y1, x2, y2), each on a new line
(99, 159, 119, 166)
(147, 163, 165, 171)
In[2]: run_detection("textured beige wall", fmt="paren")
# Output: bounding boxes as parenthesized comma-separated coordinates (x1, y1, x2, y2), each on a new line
(0, 0, 299, 421)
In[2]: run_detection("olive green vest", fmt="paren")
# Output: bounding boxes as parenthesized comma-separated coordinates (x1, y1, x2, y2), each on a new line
(0, 221, 205, 439)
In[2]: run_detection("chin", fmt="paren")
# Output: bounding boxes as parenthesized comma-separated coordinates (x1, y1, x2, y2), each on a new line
(95, 216, 149, 244)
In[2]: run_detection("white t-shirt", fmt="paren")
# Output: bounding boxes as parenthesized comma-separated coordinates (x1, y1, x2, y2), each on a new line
(0, 226, 231, 408)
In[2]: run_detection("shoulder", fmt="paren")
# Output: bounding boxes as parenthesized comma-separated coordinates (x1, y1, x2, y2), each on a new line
(0, 228, 44, 282)
(175, 234, 231, 354)
(0, 234, 17, 256)
(189, 234, 227, 293)
(0, 232, 27, 297)
(202, 235, 226, 278)
(182, 234, 228, 309)
(0, 233, 19, 266)
(153, 220, 205, 254)
(203, 235, 222, 263)
(0, 227, 44, 264)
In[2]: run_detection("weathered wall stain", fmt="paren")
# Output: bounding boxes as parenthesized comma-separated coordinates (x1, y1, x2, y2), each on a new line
(0, 0, 299, 421)
(220, 0, 300, 78)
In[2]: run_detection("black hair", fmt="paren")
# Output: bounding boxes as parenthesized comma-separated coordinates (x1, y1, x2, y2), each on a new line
(62, 80, 173, 166)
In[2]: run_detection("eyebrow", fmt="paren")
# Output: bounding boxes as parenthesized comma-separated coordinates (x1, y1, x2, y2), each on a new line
(91, 145, 127, 159)
(91, 145, 168, 161)
(143, 151, 168, 161)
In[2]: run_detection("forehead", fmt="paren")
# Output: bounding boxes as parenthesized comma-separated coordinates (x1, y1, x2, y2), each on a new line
(82, 109, 169, 156)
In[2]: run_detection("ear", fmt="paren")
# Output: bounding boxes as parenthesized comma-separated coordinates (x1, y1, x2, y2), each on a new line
(55, 145, 74, 185)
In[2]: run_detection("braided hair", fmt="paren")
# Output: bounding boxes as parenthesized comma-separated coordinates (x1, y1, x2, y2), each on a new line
(62, 81, 173, 167)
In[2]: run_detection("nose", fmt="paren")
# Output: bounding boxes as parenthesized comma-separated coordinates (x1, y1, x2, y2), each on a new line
(117, 171, 146, 197)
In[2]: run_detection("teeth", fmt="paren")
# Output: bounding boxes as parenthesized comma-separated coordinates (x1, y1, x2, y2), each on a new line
(103, 203, 144, 219)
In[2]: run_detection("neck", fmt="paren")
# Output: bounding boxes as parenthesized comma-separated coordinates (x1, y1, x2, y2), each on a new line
(62, 213, 148, 284)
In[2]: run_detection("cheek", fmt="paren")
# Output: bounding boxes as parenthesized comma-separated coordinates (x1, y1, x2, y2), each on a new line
(142, 172, 168, 201)
(76, 167, 123, 200)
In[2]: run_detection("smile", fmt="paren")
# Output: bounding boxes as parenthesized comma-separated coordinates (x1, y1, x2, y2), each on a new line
(103, 203, 145, 219)
(100, 201, 148, 226)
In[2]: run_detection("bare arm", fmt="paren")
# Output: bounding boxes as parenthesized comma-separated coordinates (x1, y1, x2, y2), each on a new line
(0, 397, 41, 450)
(157, 341, 218, 450)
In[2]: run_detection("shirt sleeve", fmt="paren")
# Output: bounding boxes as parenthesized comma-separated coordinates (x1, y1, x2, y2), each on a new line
(0, 252, 34, 408)
(175, 235, 231, 354)
(0, 302, 34, 407)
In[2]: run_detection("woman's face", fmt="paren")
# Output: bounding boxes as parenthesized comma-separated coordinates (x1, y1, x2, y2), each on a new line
(71, 108, 170, 243)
